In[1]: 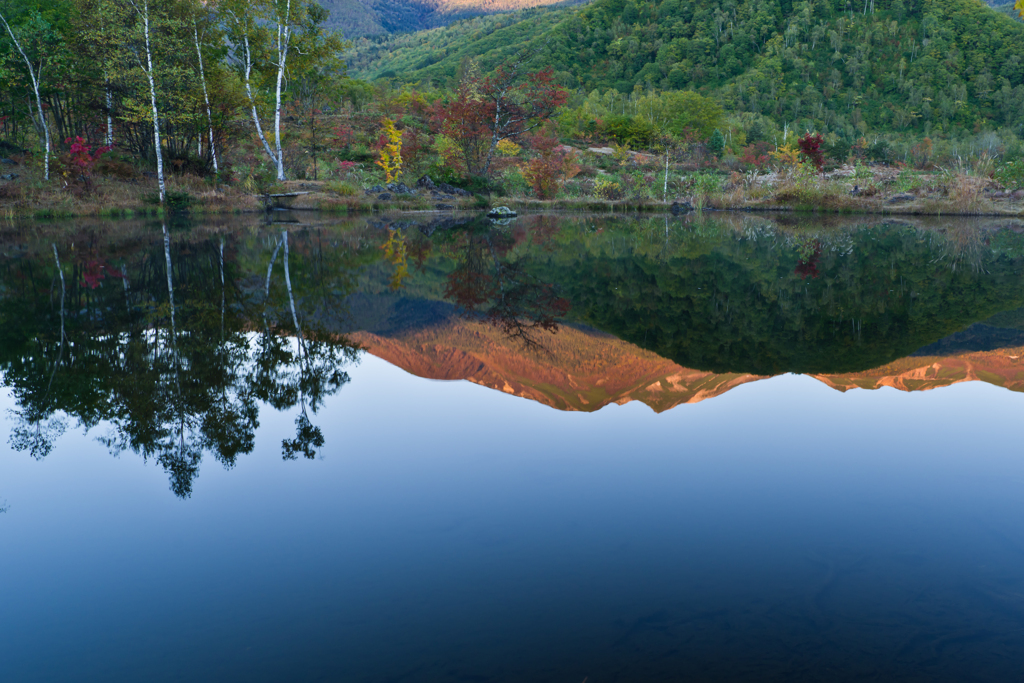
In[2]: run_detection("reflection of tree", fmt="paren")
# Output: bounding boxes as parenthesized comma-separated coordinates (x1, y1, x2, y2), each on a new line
(7, 244, 70, 461)
(441, 226, 569, 351)
(794, 238, 822, 279)
(937, 225, 988, 274)
(527, 217, 1024, 375)
(275, 230, 356, 459)
(0, 225, 361, 498)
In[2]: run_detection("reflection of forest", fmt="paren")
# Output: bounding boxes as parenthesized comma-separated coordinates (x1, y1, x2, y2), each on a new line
(3, 214, 1024, 494)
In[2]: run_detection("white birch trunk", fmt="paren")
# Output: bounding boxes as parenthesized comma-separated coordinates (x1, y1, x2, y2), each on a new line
(272, 0, 292, 182)
(105, 79, 113, 146)
(0, 12, 50, 181)
(194, 21, 218, 173)
(663, 153, 669, 201)
(131, 0, 166, 203)
(241, 33, 278, 166)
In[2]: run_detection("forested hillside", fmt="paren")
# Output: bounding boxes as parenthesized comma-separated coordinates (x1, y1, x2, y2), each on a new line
(351, 0, 1024, 137)
(321, 0, 588, 36)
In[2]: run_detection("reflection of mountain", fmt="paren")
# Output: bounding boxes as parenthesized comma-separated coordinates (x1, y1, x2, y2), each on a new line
(351, 320, 763, 413)
(352, 317, 1024, 412)
(815, 347, 1024, 394)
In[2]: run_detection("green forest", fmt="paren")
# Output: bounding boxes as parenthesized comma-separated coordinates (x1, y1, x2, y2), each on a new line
(352, 0, 1024, 139)
(2, 0, 1024, 217)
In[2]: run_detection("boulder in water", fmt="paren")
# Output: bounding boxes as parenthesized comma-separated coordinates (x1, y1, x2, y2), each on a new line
(487, 206, 517, 218)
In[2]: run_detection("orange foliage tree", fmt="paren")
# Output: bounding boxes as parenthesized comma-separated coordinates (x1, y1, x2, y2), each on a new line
(431, 55, 567, 177)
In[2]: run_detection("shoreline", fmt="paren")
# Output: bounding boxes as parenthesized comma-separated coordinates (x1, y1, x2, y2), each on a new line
(3, 178, 1022, 221)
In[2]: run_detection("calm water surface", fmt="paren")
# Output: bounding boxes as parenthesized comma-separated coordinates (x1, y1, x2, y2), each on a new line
(2, 213, 1024, 682)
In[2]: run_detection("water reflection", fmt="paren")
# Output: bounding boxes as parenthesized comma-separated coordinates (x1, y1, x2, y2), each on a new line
(3, 213, 1024, 493)
(0, 222, 361, 496)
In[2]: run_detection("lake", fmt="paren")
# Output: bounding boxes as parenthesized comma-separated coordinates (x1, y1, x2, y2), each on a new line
(2, 212, 1024, 682)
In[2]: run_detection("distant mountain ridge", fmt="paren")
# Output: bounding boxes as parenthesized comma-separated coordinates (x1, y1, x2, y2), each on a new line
(322, 0, 588, 36)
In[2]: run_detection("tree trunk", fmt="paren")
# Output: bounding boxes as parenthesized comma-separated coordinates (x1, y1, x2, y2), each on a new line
(241, 33, 279, 170)
(663, 153, 669, 201)
(273, 1, 293, 182)
(134, 0, 166, 202)
(194, 21, 218, 173)
(105, 79, 113, 147)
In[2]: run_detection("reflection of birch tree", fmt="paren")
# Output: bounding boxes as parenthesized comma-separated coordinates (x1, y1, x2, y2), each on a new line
(0, 227, 361, 497)
(7, 244, 69, 460)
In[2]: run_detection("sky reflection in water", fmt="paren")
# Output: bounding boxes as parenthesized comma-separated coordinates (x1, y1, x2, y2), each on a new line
(1, 214, 1024, 682)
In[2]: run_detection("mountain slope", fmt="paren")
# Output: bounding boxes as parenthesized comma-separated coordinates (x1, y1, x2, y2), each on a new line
(350, 0, 1024, 136)
(323, 0, 588, 36)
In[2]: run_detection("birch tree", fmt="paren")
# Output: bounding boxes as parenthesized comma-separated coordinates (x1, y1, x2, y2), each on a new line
(225, 0, 344, 182)
(126, 0, 166, 201)
(225, 0, 287, 180)
(0, 9, 53, 180)
(192, 10, 218, 173)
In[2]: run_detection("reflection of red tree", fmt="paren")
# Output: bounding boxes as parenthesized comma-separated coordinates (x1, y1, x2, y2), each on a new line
(442, 229, 570, 350)
(794, 241, 822, 279)
(81, 260, 124, 289)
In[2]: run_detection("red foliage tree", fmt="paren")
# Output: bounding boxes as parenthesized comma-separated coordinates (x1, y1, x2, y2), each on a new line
(522, 131, 579, 199)
(64, 136, 112, 177)
(740, 142, 772, 169)
(797, 133, 825, 171)
(432, 56, 568, 177)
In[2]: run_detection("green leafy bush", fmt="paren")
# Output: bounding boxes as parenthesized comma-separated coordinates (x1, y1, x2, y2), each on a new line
(995, 161, 1024, 190)
(500, 168, 531, 197)
(325, 181, 359, 196)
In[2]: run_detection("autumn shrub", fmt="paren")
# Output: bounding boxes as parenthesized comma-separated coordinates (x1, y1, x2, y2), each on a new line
(740, 142, 772, 169)
(910, 137, 934, 169)
(770, 143, 801, 171)
(523, 156, 562, 199)
(375, 118, 403, 182)
(797, 133, 825, 171)
(58, 136, 112, 194)
(593, 176, 621, 199)
(522, 133, 578, 199)
(496, 139, 521, 156)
